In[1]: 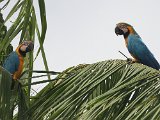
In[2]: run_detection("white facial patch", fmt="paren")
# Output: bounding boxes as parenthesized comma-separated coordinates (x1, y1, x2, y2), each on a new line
(20, 45, 27, 52)
(117, 24, 128, 33)
(121, 27, 128, 33)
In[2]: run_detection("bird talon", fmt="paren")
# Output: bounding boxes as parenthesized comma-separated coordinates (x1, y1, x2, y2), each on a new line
(127, 58, 133, 64)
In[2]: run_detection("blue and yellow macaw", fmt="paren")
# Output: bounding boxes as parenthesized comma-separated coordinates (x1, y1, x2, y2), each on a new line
(115, 22, 160, 70)
(3, 41, 34, 80)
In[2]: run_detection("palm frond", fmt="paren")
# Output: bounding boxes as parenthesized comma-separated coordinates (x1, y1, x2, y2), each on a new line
(0, 0, 49, 118)
(0, 67, 12, 120)
(22, 59, 160, 120)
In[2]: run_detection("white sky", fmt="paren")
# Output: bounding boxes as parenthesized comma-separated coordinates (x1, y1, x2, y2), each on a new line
(3, 0, 160, 71)
(40, 0, 160, 72)
(2, 0, 160, 91)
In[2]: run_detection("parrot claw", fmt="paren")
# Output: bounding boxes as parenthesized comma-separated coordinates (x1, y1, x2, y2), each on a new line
(127, 58, 138, 64)
(127, 58, 133, 64)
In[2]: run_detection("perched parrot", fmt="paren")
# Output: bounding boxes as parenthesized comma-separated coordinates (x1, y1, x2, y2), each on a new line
(115, 22, 160, 70)
(3, 41, 34, 80)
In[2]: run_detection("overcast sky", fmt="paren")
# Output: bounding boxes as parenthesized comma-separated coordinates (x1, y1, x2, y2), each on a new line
(4, 0, 160, 71)
(2, 0, 160, 91)
(34, 0, 160, 72)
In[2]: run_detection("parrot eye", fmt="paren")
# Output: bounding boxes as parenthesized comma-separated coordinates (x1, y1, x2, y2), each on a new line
(119, 24, 127, 29)
(22, 42, 29, 46)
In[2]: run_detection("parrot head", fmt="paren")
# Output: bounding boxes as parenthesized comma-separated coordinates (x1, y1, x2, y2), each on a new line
(115, 22, 135, 38)
(17, 41, 34, 57)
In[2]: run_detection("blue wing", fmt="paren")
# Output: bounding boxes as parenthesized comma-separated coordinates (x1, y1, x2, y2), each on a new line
(2, 52, 20, 74)
(127, 34, 160, 70)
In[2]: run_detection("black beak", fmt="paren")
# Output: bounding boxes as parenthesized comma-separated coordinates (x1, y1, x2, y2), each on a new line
(26, 41, 34, 52)
(115, 26, 124, 36)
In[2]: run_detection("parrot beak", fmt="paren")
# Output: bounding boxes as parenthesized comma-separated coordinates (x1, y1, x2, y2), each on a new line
(115, 26, 124, 36)
(25, 41, 34, 53)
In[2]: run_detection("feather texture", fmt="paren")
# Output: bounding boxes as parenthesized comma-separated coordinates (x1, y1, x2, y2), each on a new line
(115, 23, 160, 70)
(3, 52, 19, 74)
(127, 33, 160, 70)
(2, 45, 24, 80)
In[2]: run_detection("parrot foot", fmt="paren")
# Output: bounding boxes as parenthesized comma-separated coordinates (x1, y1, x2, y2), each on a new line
(127, 58, 138, 64)
(127, 58, 132, 64)
(127, 58, 136, 64)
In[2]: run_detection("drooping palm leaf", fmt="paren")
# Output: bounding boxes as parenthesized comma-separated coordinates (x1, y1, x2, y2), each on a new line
(23, 59, 160, 120)
(0, 67, 12, 120)
(0, 0, 49, 118)
(1, 1, 160, 120)
(0, 12, 13, 65)
(0, 0, 49, 77)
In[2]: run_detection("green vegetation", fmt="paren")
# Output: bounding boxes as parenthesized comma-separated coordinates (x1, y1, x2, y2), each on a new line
(0, 0, 160, 120)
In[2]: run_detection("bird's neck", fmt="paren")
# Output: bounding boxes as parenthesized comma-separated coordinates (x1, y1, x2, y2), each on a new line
(16, 45, 26, 57)
(123, 32, 130, 39)
(124, 37, 128, 48)
(124, 26, 138, 39)
(18, 49, 26, 57)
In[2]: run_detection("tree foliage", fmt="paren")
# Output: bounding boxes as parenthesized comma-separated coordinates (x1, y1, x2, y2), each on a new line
(0, 0, 49, 119)
(22, 60, 160, 120)
(0, 0, 160, 120)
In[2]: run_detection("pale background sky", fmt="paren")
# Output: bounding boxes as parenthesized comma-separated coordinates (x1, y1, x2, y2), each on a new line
(2, 0, 160, 91)
(42, 0, 160, 71)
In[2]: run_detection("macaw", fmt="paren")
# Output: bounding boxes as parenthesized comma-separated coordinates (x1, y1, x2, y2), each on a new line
(3, 41, 34, 80)
(115, 22, 160, 70)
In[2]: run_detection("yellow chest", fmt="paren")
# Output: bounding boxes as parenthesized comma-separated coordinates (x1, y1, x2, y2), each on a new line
(13, 55, 24, 80)
(124, 37, 139, 62)
(124, 38, 128, 48)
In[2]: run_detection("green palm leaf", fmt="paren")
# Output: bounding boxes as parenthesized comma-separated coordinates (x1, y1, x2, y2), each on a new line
(0, 67, 12, 120)
(1, 1, 160, 120)
(0, 0, 49, 118)
(23, 59, 160, 120)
